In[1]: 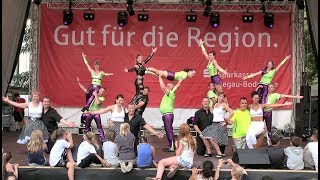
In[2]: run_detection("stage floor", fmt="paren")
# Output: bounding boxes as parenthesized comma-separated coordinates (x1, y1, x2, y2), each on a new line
(1, 128, 308, 169)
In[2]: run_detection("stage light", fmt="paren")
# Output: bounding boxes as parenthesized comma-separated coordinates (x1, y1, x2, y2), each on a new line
(242, 12, 254, 23)
(186, 10, 197, 22)
(63, 9, 73, 25)
(117, 11, 128, 27)
(138, 10, 149, 22)
(127, 0, 134, 16)
(33, 0, 42, 6)
(264, 12, 274, 29)
(203, 0, 212, 17)
(84, 9, 95, 21)
(209, 12, 220, 28)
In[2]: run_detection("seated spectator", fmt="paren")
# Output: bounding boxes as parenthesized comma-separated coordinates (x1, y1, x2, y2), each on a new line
(267, 135, 285, 169)
(214, 159, 249, 180)
(284, 136, 304, 170)
(27, 130, 48, 166)
(103, 130, 120, 168)
(303, 128, 318, 171)
(77, 131, 109, 168)
(188, 160, 215, 180)
(137, 134, 157, 168)
(49, 129, 76, 180)
(116, 123, 136, 173)
(2, 151, 19, 180)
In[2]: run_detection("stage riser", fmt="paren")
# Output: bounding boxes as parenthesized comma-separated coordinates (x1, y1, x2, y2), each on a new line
(18, 168, 318, 180)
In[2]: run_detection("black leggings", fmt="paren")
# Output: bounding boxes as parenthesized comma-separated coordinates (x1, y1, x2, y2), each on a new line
(131, 76, 144, 103)
(78, 153, 100, 168)
(219, 145, 226, 154)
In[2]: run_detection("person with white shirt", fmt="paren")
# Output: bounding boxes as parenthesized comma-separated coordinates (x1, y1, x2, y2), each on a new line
(49, 129, 76, 180)
(303, 129, 318, 171)
(86, 94, 125, 136)
(77, 132, 109, 168)
(103, 130, 120, 168)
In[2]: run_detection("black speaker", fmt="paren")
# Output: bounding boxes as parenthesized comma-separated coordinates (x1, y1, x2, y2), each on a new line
(237, 149, 270, 168)
(295, 101, 318, 137)
(300, 85, 311, 103)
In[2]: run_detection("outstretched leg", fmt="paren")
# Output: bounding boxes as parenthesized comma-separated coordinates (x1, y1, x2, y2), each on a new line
(146, 67, 168, 78)
(93, 114, 106, 142)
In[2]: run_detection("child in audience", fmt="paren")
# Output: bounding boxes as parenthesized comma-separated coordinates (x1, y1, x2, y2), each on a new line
(146, 123, 196, 180)
(115, 123, 136, 173)
(27, 130, 48, 166)
(77, 131, 109, 168)
(103, 130, 120, 168)
(2, 151, 19, 180)
(137, 134, 157, 168)
(49, 129, 76, 180)
(303, 128, 318, 171)
(284, 136, 304, 170)
(214, 159, 249, 180)
(188, 160, 215, 180)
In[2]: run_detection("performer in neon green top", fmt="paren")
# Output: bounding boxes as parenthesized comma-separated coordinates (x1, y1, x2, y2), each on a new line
(263, 83, 303, 145)
(207, 82, 218, 108)
(77, 77, 107, 142)
(145, 67, 196, 81)
(158, 75, 183, 152)
(81, 52, 113, 112)
(243, 55, 291, 104)
(199, 38, 228, 94)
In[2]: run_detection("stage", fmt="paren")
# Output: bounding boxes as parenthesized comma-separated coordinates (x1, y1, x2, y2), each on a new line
(2, 129, 318, 180)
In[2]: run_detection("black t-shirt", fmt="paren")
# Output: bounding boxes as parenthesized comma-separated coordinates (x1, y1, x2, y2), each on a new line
(124, 113, 146, 137)
(193, 108, 213, 132)
(267, 146, 285, 169)
(135, 95, 149, 116)
(42, 107, 62, 134)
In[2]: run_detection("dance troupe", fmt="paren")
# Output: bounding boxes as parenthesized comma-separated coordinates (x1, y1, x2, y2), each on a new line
(2, 38, 304, 180)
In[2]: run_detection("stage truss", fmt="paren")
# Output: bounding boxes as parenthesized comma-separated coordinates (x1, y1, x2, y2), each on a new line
(29, 1, 304, 127)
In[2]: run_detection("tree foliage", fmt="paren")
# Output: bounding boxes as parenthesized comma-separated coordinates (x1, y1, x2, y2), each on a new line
(12, 71, 29, 89)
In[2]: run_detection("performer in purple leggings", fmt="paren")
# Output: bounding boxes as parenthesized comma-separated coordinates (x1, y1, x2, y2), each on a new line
(158, 75, 183, 152)
(243, 55, 291, 104)
(146, 67, 196, 81)
(263, 83, 303, 145)
(77, 77, 106, 142)
(81, 52, 113, 112)
(124, 47, 157, 104)
(199, 39, 228, 94)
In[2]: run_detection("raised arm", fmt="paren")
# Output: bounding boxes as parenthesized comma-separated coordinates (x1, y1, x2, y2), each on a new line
(144, 47, 157, 64)
(262, 101, 292, 109)
(275, 55, 291, 72)
(2, 96, 28, 109)
(223, 103, 234, 119)
(242, 70, 263, 80)
(92, 91, 102, 105)
(199, 39, 209, 60)
(76, 76, 87, 93)
(82, 52, 94, 73)
(159, 76, 169, 94)
(124, 65, 138, 73)
(175, 78, 184, 89)
(280, 94, 303, 99)
(101, 71, 113, 76)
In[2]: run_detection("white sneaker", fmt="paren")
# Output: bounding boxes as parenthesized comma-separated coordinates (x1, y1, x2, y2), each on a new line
(17, 138, 28, 144)
(126, 162, 133, 172)
(90, 163, 102, 167)
(120, 162, 127, 173)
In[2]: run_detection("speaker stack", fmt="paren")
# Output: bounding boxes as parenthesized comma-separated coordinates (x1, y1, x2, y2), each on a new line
(295, 85, 318, 137)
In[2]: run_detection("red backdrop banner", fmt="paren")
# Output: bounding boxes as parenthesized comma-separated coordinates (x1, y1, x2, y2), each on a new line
(39, 6, 292, 108)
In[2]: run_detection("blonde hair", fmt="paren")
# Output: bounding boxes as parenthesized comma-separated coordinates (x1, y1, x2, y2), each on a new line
(27, 130, 44, 153)
(232, 165, 245, 180)
(51, 129, 66, 142)
(119, 123, 130, 137)
(84, 132, 99, 149)
(178, 123, 196, 152)
(31, 91, 40, 96)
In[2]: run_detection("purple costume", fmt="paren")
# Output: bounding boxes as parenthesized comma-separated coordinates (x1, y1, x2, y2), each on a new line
(162, 113, 175, 150)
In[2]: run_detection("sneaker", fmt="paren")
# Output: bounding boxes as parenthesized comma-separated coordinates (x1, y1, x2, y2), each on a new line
(167, 166, 179, 178)
(126, 162, 133, 172)
(81, 107, 88, 112)
(80, 123, 86, 127)
(222, 154, 226, 157)
(204, 153, 212, 157)
(120, 162, 127, 173)
(90, 163, 102, 167)
(17, 138, 28, 144)
(216, 154, 223, 158)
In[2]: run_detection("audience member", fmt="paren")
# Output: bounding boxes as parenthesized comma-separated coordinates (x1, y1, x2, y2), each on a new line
(27, 130, 48, 166)
(49, 129, 76, 180)
(267, 135, 285, 169)
(284, 136, 304, 170)
(146, 123, 196, 180)
(303, 128, 318, 171)
(2, 151, 19, 180)
(103, 130, 120, 168)
(189, 160, 215, 180)
(116, 123, 136, 173)
(77, 132, 109, 168)
(137, 134, 157, 168)
(214, 159, 249, 180)
(12, 93, 26, 132)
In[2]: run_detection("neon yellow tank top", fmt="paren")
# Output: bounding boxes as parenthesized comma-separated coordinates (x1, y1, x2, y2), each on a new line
(207, 62, 216, 76)
(91, 72, 103, 86)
